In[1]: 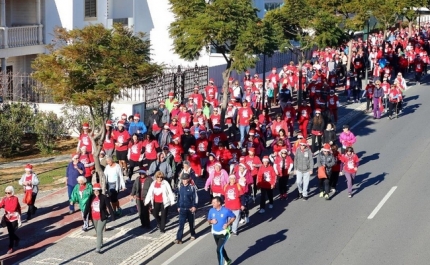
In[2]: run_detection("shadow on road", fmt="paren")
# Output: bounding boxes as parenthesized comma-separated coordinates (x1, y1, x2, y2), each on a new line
(232, 229, 288, 265)
(353, 172, 386, 196)
(359, 152, 380, 166)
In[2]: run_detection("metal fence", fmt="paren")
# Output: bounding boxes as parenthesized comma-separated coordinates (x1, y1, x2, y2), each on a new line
(116, 64, 209, 109)
(255, 49, 313, 73)
(0, 72, 52, 103)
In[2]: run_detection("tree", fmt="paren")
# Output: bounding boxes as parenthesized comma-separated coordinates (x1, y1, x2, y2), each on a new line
(34, 111, 67, 154)
(32, 24, 163, 191)
(399, 1, 427, 36)
(169, 0, 278, 120)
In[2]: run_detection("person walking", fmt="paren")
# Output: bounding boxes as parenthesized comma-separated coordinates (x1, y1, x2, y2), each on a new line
(83, 183, 115, 254)
(130, 168, 153, 229)
(373, 80, 384, 119)
(330, 145, 342, 193)
(208, 196, 236, 265)
(310, 109, 325, 153)
(234, 163, 252, 224)
(205, 162, 229, 198)
(18, 164, 39, 221)
(104, 157, 126, 216)
(316, 144, 336, 200)
(78, 146, 95, 183)
(127, 133, 144, 183)
(223, 175, 245, 236)
(69, 176, 93, 231)
(147, 152, 173, 181)
(144, 171, 176, 233)
(66, 154, 85, 214)
(0, 186, 21, 254)
(273, 149, 293, 199)
(339, 124, 356, 153)
(174, 173, 198, 244)
(294, 139, 314, 201)
(256, 156, 276, 213)
(338, 146, 359, 198)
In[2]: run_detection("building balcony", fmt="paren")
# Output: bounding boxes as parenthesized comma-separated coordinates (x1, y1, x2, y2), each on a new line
(0, 24, 43, 49)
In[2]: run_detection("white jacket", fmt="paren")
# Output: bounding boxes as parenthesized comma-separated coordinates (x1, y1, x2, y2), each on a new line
(19, 173, 40, 193)
(144, 180, 176, 208)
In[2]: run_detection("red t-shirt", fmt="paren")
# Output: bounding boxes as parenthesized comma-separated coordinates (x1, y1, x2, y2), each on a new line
(223, 184, 243, 210)
(79, 133, 93, 153)
(237, 107, 253, 126)
(168, 143, 183, 163)
(79, 184, 86, 192)
(153, 182, 163, 203)
(196, 139, 209, 158)
(142, 140, 159, 160)
(128, 141, 143, 162)
(91, 196, 101, 221)
(78, 153, 94, 177)
(113, 130, 131, 152)
(103, 133, 115, 150)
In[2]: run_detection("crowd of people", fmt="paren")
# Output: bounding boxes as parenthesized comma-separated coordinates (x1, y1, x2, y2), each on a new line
(1, 24, 427, 261)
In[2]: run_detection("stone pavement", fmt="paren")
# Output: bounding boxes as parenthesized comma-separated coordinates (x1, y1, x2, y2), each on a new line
(0, 154, 71, 169)
(3, 72, 422, 265)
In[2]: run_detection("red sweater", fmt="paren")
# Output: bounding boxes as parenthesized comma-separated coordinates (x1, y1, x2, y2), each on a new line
(0, 196, 21, 221)
(223, 183, 244, 210)
(257, 165, 276, 189)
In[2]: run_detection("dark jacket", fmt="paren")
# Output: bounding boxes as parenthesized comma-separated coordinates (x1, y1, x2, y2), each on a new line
(83, 194, 115, 222)
(130, 176, 153, 201)
(181, 134, 196, 156)
(146, 111, 163, 132)
(66, 162, 85, 186)
(316, 152, 336, 176)
(322, 129, 336, 144)
(177, 183, 198, 209)
(373, 88, 384, 98)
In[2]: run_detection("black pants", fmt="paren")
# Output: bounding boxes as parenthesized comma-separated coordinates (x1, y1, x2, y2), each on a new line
(366, 97, 372, 111)
(252, 175, 258, 197)
(260, 188, 273, 209)
(416, 71, 422, 82)
(6, 220, 19, 248)
(27, 192, 38, 220)
(240, 195, 250, 219)
(352, 89, 360, 101)
(330, 171, 340, 189)
(152, 202, 167, 232)
(278, 176, 288, 195)
(388, 101, 401, 117)
(311, 134, 322, 153)
(213, 233, 231, 265)
(318, 178, 330, 195)
(136, 199, 150, 228)
(128, 160, 141, 180)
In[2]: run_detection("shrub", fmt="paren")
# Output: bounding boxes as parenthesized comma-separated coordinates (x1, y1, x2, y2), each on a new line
(33, 111, 67, 154)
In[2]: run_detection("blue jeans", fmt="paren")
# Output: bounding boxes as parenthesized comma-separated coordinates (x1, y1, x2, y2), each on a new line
(176, 208, 196, 240)
(67, 185, 75, 211)
(239, 125, 250, 147)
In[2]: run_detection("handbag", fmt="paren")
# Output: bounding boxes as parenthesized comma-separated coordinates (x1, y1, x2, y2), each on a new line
(317, 166, 327, 179)
(23, 190, 33, 204)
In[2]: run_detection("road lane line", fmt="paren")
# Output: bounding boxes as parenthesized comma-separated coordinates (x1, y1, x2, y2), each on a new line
(351, 115, 369, 130)
(162, 233, 209, 265)
(367, 186, 397, 219)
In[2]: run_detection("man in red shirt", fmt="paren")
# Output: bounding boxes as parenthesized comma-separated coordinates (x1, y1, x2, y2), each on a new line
(297, 100, 312, 139)
(244, 147, 262, 201)
(204, 78, 218, 99)
(237, 100, 253, 148)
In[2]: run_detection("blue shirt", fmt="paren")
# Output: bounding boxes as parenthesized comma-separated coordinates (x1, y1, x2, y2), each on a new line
(208, 206, 236, 234)
(129, 121, 147, 135)
(66, 162, 85, 186)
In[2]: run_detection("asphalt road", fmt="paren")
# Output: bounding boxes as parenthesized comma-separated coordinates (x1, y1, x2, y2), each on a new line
(148, 83, 430, 265)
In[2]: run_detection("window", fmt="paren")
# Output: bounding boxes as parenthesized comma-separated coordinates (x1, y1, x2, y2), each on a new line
(85, 0, 97, 18)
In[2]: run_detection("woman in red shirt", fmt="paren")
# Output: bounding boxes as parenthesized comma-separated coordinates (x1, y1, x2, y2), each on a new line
(223, 175, 244, 236)
(77, 122, 93, 154)
(18, 164, 39, 220)
(78, 146, 95, 184)
(338, 146, 359, 198)
(83, 183, 115, 253)
(0, 186, 21, 254)
(256, 157, 276, 213)
(142, 134, 160, 169)
(102, 120, 115, 157)
(127, 133, 144, 182)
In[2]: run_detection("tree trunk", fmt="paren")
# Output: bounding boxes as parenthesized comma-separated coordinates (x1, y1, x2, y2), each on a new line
(408, 21, 413, 38)
(220, 60, 232, 122)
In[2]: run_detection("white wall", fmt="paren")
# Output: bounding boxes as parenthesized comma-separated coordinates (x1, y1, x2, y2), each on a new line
(112, 0, 132, 18)
(10, 0, 38, 26)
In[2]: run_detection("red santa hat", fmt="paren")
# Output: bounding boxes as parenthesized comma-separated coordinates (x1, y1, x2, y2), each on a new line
(315, 108, 322, 114)
(239, 163, 247, 169)
(229, 77, 234, 81)
(72, 153, 80, 159)
(199, 130, 206, 134)
(189, 96, 194, 100)
(249, 130, 255, 136)
(121, 113, 127, 118)
(272, 67, 277, 70)
(228, 102, 234, 106)
(214, 162, 222, 167)
(245, 70, 250, 74)
(239, 157, 245, 162)
(321, 143, 331, 152)
(168, 92, 174, 97)
(297, 133, 304, 139)
(193, 118, 198, 123)
(117, 120, 125, 127)
(24, 164, 33, 171)
(92, 183, 102, 190)
(173, 136, 180, 142)
(248, 147, 256, 153)
(159, 101, 165, 106)
(163, 124, 170, 129)
(188, 145, 196, 153)
(299, 139, 308, 145)
(82, 122, 89, 129)
(262, 156, 270, 162)
(209, 78, 215, 83)
(173, 102, 179, 106)
(194, 85, 199, 90)
(105, 120, 112, 127)
(280, 149, 288, 154)
(134, 113, 140, 118)
(196, 108, 202, 112)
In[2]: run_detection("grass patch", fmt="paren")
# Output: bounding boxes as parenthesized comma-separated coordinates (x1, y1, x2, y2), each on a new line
(0, 161, 68, 195)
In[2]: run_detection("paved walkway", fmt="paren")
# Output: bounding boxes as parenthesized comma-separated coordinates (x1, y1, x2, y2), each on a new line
(0, 74, 420, 265)
(0, 154, 71, 169)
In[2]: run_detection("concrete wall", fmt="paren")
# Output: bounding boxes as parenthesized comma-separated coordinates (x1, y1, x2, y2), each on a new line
(10, 0, 38, 26)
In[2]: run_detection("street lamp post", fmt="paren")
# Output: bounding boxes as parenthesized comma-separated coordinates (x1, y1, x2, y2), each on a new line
(262, 54, 266, 110)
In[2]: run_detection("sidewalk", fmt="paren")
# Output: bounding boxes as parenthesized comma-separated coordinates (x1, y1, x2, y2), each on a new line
(0, 154, 71, 169)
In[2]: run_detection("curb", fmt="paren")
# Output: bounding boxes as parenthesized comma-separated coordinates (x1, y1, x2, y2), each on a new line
(0, 158, 70, 169)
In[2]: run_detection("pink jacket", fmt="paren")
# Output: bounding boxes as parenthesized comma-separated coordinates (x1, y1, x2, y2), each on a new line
(339, 131, 356, 147)
(205, 169, 229, 194)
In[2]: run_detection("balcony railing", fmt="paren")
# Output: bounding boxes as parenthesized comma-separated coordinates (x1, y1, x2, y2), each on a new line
(0, 25, 43, 49)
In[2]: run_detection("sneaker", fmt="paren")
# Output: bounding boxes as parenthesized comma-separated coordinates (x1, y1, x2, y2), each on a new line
(69, 210, 74, 215)
(7, 248, 13, 254)
(259, 209, 265, 214)
(245, 217, 249, 224)
(348, 193, 352, 198)
(239, 218, 245, 224)
(297, 192, 303, 200)
(319, 191, 324, 198)
(173, 239, 183, 244)
(330, 188, 336, 193)
(231, 232, 238, 236)
(302, 196, 308, 201)
(82, 227, 88, 232)
(95, 249, 102, 254)
(225, 259, 233, 265)
(268, 204, 273, 209)
(190, 236, 196, 240)
(324, 194, 329, 200)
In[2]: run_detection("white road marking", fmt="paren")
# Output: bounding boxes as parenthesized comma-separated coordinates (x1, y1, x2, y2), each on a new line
(162, 233, 209, 265)
(350, 115, 369, 130)
(35, 258, 93, 265)
(367, 186, 397, 219)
